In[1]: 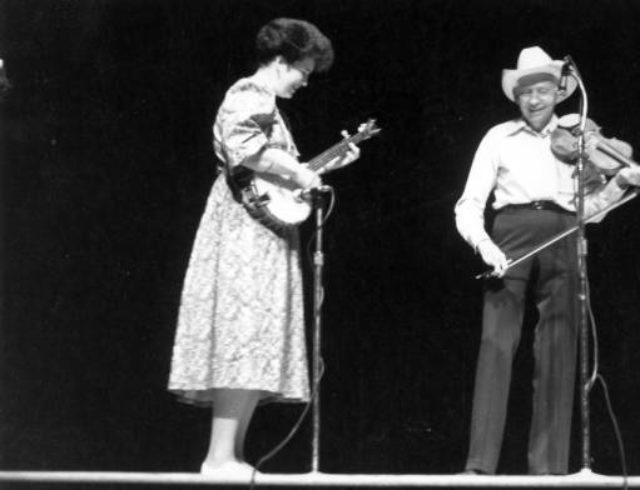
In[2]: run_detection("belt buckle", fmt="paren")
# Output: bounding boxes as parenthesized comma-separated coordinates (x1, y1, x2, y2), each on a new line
(531, 201, 545, 210)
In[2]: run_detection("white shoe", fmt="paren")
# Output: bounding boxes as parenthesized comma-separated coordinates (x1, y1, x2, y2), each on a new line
(200, 460, 261, 479)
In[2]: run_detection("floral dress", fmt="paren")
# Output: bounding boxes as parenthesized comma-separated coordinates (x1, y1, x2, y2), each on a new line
(168, 77, 309, 406)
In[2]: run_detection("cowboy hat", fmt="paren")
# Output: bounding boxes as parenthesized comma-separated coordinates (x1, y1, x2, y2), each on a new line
(501, 46, 577, 103)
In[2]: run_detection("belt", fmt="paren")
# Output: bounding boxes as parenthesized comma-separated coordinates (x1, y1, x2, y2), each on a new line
(498, 200, 576, 215)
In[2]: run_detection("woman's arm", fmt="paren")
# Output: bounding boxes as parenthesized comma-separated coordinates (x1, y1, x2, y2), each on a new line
(242, 147, 321, 189)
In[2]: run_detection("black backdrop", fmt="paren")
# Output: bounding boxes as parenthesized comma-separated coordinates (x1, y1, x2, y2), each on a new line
(2, 0, 640, 476)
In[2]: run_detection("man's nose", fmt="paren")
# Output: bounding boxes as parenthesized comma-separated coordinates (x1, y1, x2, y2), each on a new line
(528, 92, 542, 104)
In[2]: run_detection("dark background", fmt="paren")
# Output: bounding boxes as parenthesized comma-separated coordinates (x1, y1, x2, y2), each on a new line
(1, 0, 640, 476)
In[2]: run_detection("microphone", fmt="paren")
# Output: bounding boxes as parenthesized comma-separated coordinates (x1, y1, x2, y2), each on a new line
(294, 185, 333, 200)
(558, 55, 573, 92)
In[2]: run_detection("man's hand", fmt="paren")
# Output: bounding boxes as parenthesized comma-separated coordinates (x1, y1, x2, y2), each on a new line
(615, 166, 640, 188)
(477, 240, 510, 277)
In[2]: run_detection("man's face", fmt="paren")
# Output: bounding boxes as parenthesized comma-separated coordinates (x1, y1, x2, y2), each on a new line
(516, 80, 560, 132)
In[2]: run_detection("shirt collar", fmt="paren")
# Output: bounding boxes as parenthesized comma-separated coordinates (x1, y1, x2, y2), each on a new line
(507, 115, 558, 137)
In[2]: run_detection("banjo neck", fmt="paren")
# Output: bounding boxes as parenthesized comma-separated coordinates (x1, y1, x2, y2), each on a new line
(306, 129, 376, 173)
(236, 119, 380, 231)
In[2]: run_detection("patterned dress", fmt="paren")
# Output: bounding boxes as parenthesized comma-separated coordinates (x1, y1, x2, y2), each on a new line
(168, 77, 309, 406)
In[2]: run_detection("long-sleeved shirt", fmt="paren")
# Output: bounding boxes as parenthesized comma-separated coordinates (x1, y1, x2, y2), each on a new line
(455, 115, 627, 250)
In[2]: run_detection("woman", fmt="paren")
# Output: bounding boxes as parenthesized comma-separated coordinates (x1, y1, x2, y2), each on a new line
(168, 18, 359, 476)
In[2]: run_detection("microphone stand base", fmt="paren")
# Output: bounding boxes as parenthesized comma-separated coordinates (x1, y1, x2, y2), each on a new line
(566, 468, 608, 480)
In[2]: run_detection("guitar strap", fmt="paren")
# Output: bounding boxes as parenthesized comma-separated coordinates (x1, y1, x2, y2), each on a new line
(224, 162, 253, 204)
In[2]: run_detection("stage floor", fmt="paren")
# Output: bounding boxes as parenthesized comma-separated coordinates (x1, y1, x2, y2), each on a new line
(0, 470, 639, 488)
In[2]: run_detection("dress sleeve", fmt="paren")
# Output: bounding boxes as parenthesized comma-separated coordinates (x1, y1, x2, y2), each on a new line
(215, 83, 278, 169)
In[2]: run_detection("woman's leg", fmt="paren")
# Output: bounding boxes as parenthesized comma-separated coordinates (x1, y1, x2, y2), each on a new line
(202, 388, 261, 469)
(234, 390, 261, 462)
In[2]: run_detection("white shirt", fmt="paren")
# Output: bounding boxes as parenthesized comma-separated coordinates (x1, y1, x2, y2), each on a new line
(455, 116, 626, 249)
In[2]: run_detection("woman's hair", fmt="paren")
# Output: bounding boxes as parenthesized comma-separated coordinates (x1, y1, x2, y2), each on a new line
(255, 18, 334, 73)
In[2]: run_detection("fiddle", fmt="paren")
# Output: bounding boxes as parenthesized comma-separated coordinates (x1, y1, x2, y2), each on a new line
(551, 113, 638, 175)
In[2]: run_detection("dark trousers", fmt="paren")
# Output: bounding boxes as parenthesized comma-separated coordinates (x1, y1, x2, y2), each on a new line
(465, 208, 579, 475)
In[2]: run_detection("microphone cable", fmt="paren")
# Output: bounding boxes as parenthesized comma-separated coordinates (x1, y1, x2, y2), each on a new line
(248, 360, 326, 490)
(585, 277, 628, 488)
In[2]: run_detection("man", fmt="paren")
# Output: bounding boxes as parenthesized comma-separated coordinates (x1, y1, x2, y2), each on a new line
(455, 46, 640, 475)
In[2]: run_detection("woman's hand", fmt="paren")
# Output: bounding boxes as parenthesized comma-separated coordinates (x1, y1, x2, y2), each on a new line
(323, 130, 361, 173)
(477, 239, 509, 277)
(293, 165, 322, 189)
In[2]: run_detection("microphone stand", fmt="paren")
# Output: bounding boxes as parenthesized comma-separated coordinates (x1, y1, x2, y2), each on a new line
(310, 189, 328, 474)
(569, 60, 596, 476)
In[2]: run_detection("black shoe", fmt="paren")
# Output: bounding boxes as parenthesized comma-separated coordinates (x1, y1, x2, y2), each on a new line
(460, 469, 487, 475)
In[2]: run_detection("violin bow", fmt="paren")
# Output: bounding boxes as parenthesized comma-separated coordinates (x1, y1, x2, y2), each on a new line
(476, 190, 640, 280)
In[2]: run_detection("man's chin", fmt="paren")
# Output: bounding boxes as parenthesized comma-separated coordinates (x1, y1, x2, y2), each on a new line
(526, 115, 550, 132)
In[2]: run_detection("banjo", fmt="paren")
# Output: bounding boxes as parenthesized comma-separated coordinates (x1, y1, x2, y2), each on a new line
(235, 119, 381, 230)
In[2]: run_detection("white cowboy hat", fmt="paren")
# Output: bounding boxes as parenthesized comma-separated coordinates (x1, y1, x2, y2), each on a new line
(501, 46, 577, 103)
